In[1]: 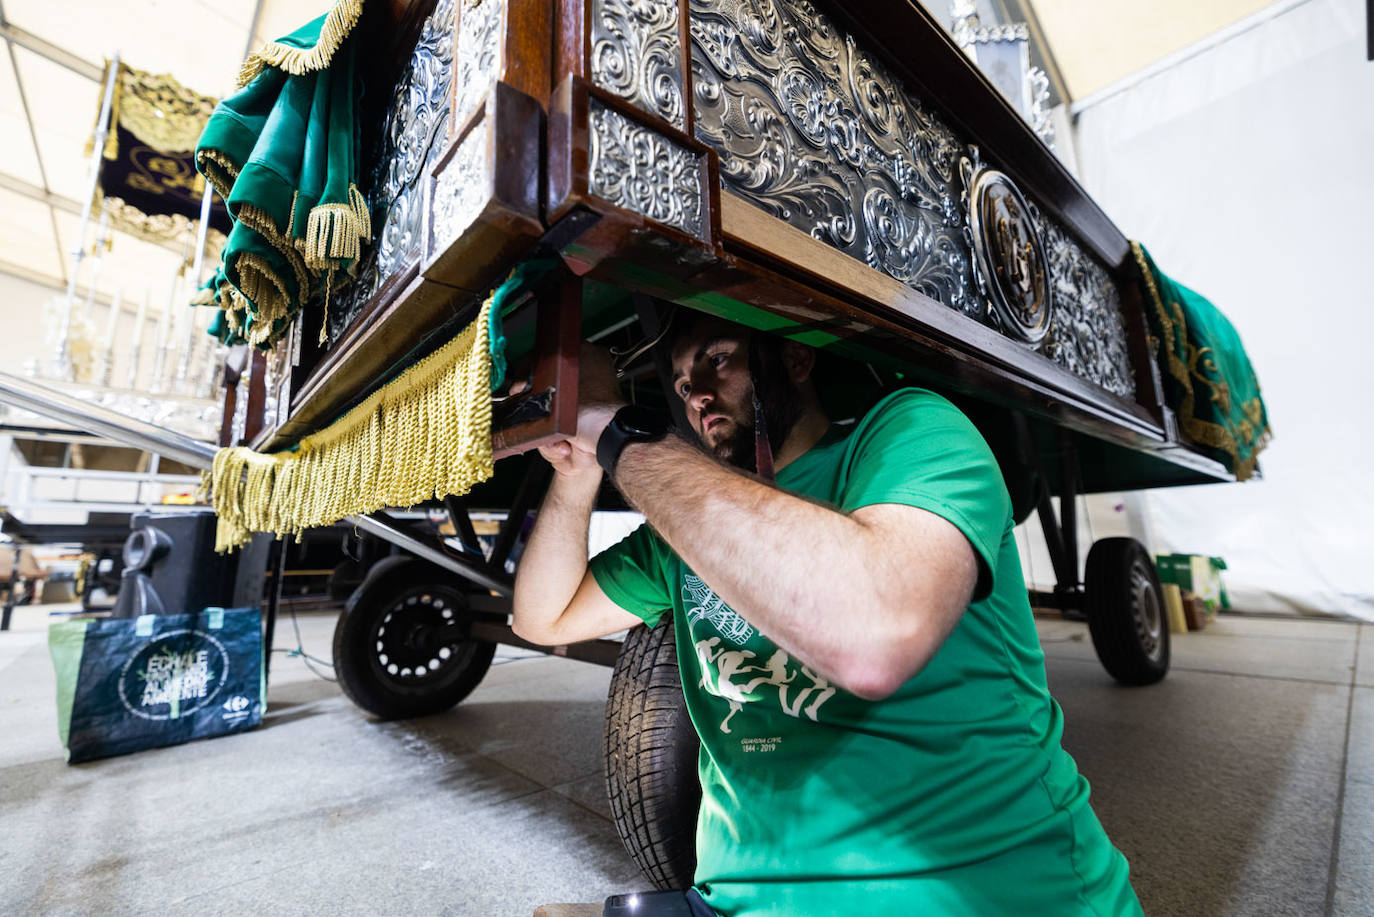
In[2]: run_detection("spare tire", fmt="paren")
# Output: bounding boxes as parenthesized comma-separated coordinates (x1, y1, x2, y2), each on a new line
(604, 616, 701, 891)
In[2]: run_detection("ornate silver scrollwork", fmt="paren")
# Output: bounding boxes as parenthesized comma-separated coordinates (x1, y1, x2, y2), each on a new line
(260, 329, 294, 433)
(453, 0, 506, 126)
(689, 0, 980, 320)
(430, 121, 492, 253)
(950, 1, 1054, 148)
(1027, 66, 1055, 148)
(960, 149, 1052, 346)
(589, 99, 704, 238)
(592, 0, 686, 130)
(327, 0, 457, 342)
(230, 361, 250, 445)
(1035, 215, 1137, 398)
(950, 0, 1030, 47)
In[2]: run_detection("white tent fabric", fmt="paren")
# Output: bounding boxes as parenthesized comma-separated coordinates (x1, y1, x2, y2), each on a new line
(1071, 0, 1374, 619)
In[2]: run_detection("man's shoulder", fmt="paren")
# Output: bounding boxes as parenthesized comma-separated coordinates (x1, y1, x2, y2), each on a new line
(854, 387, 976, 438)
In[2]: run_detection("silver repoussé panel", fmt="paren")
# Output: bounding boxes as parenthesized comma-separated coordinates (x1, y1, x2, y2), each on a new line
(589, 98, 703, 238)
(1037, 215, 1136, 398)
(327, 0, 457, 342)
(690, 0, 1136, 395)
(230, 361, 250, 445)
(430, 121, 492, 252)
(453, 0, 507, 125)
(591, 0, 686, 130)
(689, 0, 980, 320)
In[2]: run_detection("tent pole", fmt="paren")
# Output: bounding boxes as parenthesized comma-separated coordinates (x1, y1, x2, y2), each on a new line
(176, 185, 215, 394)
(54, 52, 119, 380)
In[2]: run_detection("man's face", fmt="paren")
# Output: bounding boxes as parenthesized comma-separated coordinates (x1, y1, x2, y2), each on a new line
(669, 317, 756, 467)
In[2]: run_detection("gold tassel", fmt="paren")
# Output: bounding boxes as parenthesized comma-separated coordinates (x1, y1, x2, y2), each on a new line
(237, 0, 364, 88)
(303, 200, 368, 270)
(203, 293, 498, 550)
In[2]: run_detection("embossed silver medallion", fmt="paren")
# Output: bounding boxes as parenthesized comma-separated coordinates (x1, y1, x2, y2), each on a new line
(961, 153, 1052, 346)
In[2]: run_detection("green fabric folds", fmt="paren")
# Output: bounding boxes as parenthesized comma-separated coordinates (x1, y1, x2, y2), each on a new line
(1133, 242, 1271, 481)
(194, 4, 368, 349)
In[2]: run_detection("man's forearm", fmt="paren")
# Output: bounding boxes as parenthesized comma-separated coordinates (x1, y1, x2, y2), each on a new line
(613, 435, 924, 697)
(511, 470, 601, 641)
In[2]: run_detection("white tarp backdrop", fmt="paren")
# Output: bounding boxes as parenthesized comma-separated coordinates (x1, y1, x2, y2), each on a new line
(1071, 0, 1374, 619)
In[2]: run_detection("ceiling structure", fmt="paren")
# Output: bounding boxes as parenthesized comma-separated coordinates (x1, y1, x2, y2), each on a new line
(1028, 0, 1278, 101)
(0, 0, 1289, 322)
(0, 0, 319, 315)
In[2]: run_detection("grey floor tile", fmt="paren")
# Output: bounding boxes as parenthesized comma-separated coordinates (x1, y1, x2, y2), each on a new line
(1355, 625, 1373, 689)
(1037, 614, 1358, 685)
(3, 608, 1366, 916)
(1334, 686, 1374, 916)
(551, 771, 615, 822)
(1049, 660, 1348, 917)
(196, 789, 640, 917)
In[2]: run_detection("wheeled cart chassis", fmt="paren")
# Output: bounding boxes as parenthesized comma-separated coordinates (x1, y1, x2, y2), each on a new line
(0, 0, 1232, 889)
(0, 0, 1228, 721)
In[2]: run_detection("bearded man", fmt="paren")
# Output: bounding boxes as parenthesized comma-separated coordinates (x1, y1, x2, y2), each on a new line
(511, 311, 1141, 917)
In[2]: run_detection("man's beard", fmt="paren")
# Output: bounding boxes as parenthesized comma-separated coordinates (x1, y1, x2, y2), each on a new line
(708, 348, 804, 472)
(711, 406, 757, 469)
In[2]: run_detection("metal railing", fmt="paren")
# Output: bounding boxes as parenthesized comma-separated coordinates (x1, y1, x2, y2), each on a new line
(1, 465, 204, 522)
(0, 371, 514, 596)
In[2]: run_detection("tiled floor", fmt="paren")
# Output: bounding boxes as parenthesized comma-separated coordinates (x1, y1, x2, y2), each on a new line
(0, 606, 1368, 916)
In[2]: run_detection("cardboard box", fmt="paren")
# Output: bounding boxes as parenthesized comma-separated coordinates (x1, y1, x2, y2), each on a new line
(1182, 593, 1210, 631)
(1157, 554, 1229, 611)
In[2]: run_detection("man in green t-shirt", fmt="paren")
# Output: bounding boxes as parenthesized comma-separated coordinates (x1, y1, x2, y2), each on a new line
(512, 312, 1142, 916)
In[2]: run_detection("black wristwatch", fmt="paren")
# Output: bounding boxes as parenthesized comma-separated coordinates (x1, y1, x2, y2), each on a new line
(597, 404, 673, 476)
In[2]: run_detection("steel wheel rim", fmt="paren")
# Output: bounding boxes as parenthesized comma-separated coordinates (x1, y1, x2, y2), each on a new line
(369, 587, 474, 691)
(1130, 561, 1164, 660)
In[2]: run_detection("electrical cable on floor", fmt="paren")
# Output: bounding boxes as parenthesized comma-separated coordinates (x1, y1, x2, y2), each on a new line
(272, 601, 337, 682)
(489, 654, 541, 666)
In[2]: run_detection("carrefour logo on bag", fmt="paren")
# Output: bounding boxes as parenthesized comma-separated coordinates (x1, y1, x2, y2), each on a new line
(117, 629, 230, 721)
(221, 695, 251, 720)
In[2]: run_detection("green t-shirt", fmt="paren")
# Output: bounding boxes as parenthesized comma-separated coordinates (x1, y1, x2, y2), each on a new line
(590, 389, 1141, 917)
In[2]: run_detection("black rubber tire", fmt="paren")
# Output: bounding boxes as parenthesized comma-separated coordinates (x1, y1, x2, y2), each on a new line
(1084, 537, 1171, 685)
(604, 616, 701, 891)
(332, 558, 496, 719)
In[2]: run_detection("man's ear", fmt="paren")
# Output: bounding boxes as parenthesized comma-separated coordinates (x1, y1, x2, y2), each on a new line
(781, 340, 816, 384)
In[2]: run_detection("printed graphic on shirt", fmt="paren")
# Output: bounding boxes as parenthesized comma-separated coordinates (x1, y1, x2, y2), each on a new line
(682, 574, 754, 645)
(693, 639, 837, 734)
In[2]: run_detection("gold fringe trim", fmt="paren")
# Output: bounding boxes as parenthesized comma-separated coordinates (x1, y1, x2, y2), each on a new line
(203, 293, 497, 550)
(236, 203, 313, 306)
(303, 185, 371, 270)
(116, 66, 218, 154)
(195, 148, 240, 204)
(232, 251, 296, 347)
(236, 0, 365, 89)
(1131, 242, 1271, 481)
(98, 193, 228, 254)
